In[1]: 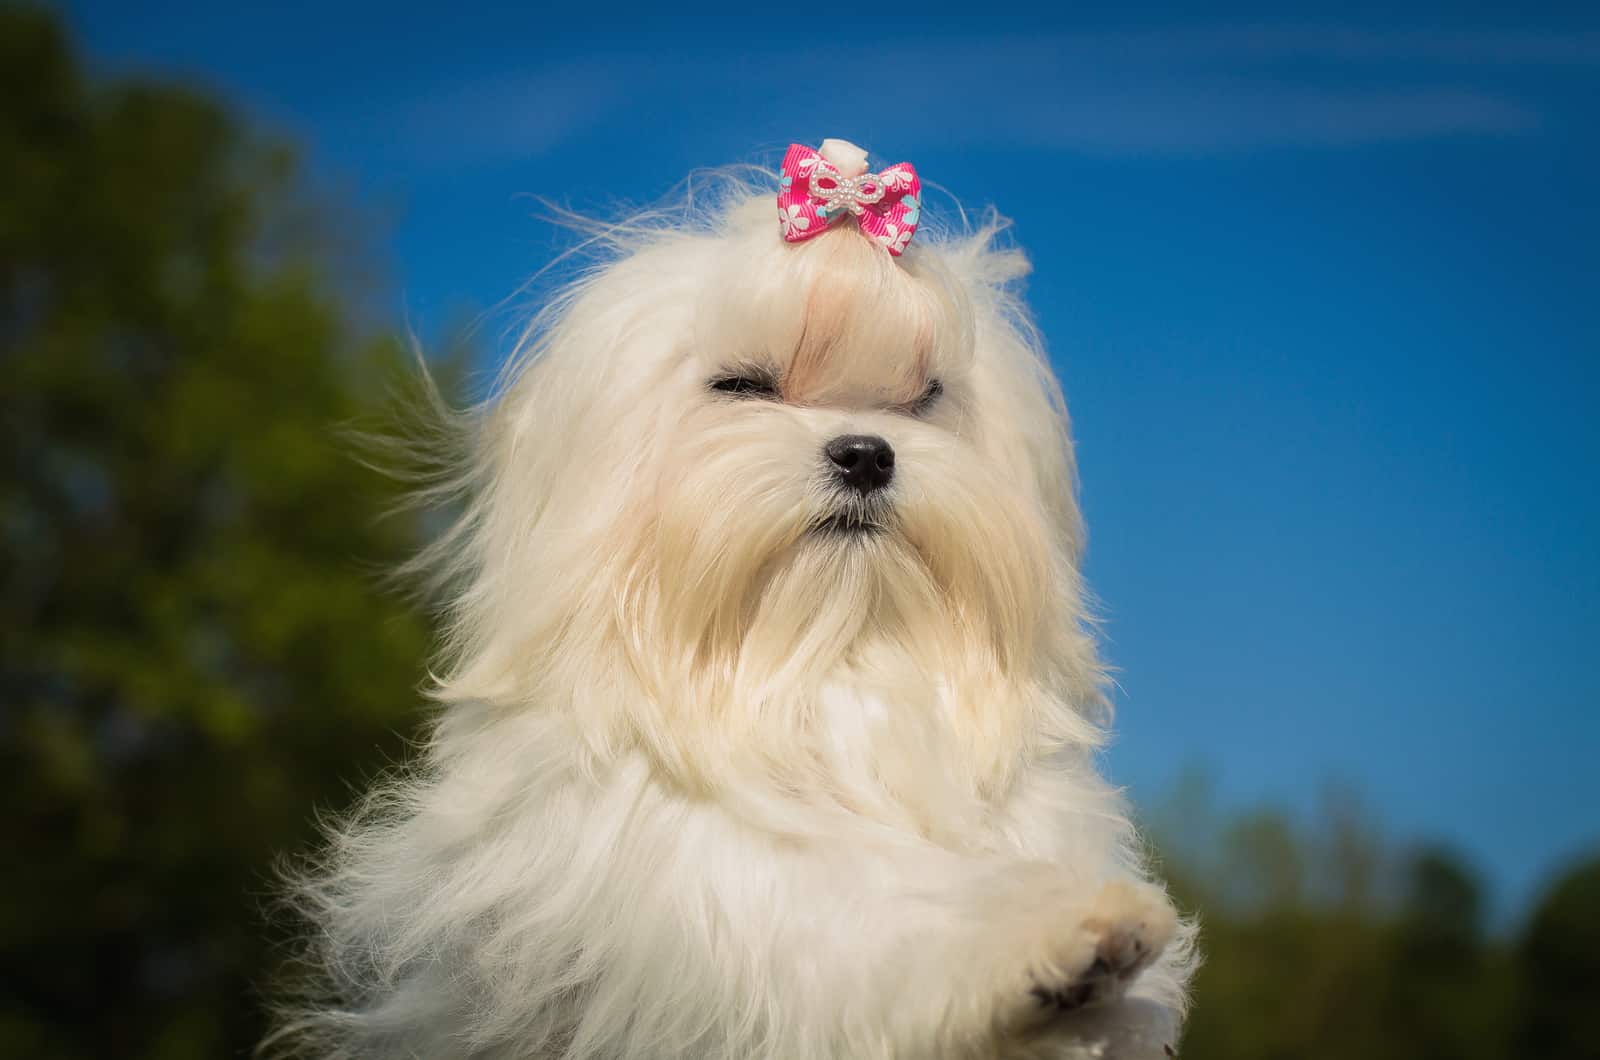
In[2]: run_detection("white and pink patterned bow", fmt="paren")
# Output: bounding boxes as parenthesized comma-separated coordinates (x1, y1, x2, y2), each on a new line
(777, 140, 922, 256)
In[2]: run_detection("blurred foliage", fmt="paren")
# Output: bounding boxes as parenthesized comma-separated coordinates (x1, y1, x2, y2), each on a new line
(2, 5, 439, 1055)
(1155, 776, 1600, 1060)
(1514, 860, 1600, 1060)
(3, 6, 1598, 1059)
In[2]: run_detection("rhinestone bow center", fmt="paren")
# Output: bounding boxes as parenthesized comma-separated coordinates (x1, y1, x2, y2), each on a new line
(809, 163, 889, 217)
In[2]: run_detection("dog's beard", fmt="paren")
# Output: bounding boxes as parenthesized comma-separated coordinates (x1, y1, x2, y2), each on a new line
(609, 423, 1064, 811)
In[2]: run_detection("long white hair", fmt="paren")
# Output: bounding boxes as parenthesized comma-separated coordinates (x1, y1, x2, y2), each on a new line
(266, 172, 1194, 1060)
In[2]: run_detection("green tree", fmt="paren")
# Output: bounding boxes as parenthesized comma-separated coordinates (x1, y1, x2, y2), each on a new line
(1, 7, 436, 1055)
(1159, 789, 1525, 1060)
(1514, 857, 1600, 1060)
(1384, 847, 1510, 1060)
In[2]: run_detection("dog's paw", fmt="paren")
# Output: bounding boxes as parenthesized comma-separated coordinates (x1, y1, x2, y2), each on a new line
(1028, 881, 1174, 1014)
(996, 879, 1177, 1038)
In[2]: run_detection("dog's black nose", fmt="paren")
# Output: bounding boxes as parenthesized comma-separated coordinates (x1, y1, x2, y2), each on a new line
(825, 434, 895, 495)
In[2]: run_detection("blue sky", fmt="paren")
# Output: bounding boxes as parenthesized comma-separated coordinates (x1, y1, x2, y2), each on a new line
(63, 2, 1599, 921)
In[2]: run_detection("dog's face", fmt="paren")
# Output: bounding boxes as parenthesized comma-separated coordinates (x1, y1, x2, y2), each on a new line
(444, 197, 1102, 795)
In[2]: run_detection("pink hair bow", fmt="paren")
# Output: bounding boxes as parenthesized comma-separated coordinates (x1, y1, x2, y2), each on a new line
(777, 140, 922, 256)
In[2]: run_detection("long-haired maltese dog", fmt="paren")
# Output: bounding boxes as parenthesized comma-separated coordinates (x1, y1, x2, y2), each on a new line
(268, 140, 1196, 1059)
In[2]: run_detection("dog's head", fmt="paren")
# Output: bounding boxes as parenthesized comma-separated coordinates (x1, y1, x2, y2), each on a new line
(434, 187, 1105, 798)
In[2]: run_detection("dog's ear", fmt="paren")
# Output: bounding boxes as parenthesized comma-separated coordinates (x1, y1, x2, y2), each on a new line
(932, 226, 1082, 560)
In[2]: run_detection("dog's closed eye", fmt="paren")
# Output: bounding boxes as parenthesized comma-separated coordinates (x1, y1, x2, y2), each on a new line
(708, 369, 780, 400)
(902, 378, 943, 416)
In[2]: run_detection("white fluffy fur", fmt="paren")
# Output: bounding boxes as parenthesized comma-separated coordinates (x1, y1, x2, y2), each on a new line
(266, 175, 1197, 1059)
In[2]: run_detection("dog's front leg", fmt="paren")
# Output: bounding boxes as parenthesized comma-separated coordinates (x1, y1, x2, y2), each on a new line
(587, 791, 1180, 1060)
(868, 860, 1182, 1059)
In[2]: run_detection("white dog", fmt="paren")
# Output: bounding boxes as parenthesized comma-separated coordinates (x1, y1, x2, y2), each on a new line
(267, 140, 1196, 1059)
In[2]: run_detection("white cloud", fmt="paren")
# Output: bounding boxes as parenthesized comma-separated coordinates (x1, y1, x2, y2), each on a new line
(373, 23, 1595, 162)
